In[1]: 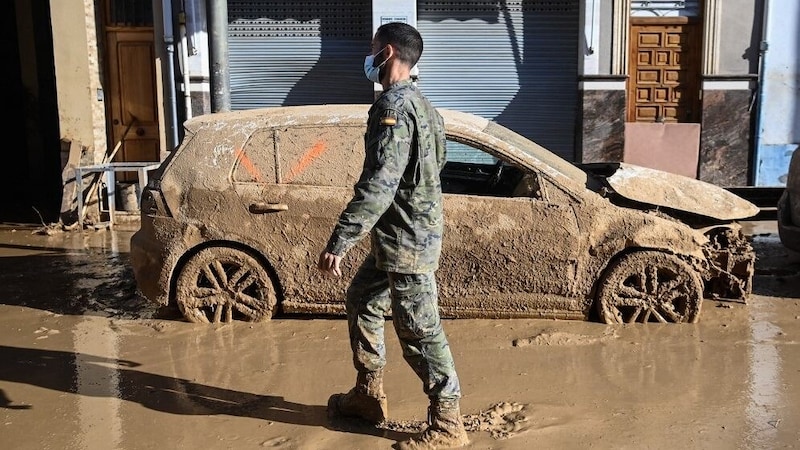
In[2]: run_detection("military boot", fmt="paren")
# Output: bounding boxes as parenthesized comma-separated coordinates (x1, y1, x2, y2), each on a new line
(327, 370, 388, 424)
(395, 400, 469, 449)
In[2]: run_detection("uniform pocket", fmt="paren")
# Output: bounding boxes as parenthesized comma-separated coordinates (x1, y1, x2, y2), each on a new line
(389, 273, 441, 339)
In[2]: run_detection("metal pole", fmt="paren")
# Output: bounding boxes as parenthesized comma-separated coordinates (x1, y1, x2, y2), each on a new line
(161, 0, 179, 150)
(179, 12, 193, 119)
(207, 0, 230, 112)
(752, 0, 770, 185)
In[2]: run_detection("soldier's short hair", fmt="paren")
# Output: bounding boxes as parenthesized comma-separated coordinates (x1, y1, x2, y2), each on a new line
(375, 22, 423, 67)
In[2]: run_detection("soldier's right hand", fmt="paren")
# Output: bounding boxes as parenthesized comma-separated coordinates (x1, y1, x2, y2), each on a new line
(318, 250, 342, 278)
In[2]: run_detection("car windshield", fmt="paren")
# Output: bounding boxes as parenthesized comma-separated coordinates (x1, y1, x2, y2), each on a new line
(483, 121, 588, 184)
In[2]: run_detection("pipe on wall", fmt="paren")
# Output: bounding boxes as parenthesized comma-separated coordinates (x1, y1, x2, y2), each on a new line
(207, 0, 230, 112)
(178, 11, 192, 120)
(752, 0, 769, 185)
(161, 0, 179, 151)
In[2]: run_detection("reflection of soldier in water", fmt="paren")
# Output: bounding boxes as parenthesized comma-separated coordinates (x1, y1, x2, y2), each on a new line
(228, 4, 373, 106)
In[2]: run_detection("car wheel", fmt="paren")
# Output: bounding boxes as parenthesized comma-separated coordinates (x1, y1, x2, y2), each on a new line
(174, 246, 277, 323)
(596, 251, 702, 324)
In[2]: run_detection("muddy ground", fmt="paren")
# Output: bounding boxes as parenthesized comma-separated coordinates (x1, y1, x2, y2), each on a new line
(1, 220, 799, 449)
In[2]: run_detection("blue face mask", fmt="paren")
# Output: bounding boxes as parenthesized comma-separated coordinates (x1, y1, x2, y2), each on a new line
(364, 47, 388, 83)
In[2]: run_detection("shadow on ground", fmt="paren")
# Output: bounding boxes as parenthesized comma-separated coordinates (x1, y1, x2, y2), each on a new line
(0, 345, 414, 442)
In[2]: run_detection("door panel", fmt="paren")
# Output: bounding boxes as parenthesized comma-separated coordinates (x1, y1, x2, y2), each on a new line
(242, 183, 362, 311)
(438, 193, 582, 317)
(232, 125, 367, 311)
(437, 134, 585, 317)
(628, 19, 701, 123)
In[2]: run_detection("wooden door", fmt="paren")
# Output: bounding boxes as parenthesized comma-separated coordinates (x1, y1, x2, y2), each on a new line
(627, 18, 702, 123)
(103, 0, 159, 182)
(105, 30, 160, 165)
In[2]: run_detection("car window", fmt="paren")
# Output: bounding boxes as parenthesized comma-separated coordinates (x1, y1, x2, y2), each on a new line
(446, 141, 498, 165)
(442, 135, 540, 200)
(276, 126, 363, 187)
(233, 129, 277, 183)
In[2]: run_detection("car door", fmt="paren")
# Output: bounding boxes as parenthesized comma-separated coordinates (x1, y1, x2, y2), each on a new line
(438, 138, 585, 318)
(233, 124, 368, 311)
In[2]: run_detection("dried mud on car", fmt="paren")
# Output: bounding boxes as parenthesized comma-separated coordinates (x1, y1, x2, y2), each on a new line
(129, 105, 758, 324)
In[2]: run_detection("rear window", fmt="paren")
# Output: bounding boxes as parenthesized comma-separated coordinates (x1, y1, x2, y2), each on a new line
(149, 130, 198, 182)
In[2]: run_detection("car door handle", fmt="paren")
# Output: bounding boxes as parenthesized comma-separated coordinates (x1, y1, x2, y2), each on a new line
(249, 202, 289, 214)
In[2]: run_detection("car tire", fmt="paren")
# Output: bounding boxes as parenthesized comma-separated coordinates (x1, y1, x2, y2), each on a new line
(174, 246, 277, 323)
(596, 251, 702, 324)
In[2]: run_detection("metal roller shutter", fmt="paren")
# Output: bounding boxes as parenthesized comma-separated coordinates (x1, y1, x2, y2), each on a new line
(417, 0, 579, 160)
(227, 1, 373, 109)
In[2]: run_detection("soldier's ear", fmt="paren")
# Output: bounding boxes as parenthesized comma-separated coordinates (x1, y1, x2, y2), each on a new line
(384, 44, 396, 60)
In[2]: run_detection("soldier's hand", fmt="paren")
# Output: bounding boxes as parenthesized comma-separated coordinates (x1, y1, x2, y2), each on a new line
(318, 250, 342, 277)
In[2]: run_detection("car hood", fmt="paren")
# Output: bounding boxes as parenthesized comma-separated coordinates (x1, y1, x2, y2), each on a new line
(581, 163, 760, 221)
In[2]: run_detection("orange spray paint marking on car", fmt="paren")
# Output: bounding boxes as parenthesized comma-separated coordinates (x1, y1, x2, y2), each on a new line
(235, 148, 262, 182)
(285, 141, 327, 183)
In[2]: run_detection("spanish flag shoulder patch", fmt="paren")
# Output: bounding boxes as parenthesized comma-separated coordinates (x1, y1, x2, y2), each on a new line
(380, 116, 397, 126)
(379, 110, 398, 126)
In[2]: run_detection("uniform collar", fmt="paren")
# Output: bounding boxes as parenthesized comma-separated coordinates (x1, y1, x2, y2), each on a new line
(384, 78, 414, 91)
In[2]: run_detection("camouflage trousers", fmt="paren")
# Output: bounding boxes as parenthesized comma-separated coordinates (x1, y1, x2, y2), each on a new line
(345, 254, 462, 402)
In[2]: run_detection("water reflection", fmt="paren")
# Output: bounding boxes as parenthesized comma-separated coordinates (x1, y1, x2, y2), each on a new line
(591, 315, 752, 442)
(0, 226, 132, 256)
(746, 304, 783, 447)
(75, 316, 122, 449)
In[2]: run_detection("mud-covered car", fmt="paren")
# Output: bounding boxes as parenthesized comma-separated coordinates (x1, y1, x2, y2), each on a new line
(778, 148, 800, 252)
(131, 104, 758, 325)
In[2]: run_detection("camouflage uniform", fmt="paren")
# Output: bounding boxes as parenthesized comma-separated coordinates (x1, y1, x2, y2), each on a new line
(325, 79, 461, 402)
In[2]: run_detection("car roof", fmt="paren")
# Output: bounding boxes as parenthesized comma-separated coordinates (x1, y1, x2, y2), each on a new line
(183, 104, 588, 187)
(184, 104, 372, 132)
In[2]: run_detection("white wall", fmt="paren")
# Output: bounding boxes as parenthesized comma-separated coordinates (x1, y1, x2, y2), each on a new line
(755, 0, 800, 186)
(718, 0, 763, 74)
(49, 0, 106, 159)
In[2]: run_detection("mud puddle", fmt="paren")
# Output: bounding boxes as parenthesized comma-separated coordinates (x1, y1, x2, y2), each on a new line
(1, 222, 800, 449)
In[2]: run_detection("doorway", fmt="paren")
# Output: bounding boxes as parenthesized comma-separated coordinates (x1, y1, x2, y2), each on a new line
(102, 0, 160, 181)
(2, 0, 61, 223)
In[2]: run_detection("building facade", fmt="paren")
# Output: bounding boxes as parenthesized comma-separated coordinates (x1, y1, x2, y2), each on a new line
(4, 0, 797, 224)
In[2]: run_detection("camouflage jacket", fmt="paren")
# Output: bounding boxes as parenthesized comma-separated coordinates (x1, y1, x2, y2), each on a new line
(325, 79, 447, 273)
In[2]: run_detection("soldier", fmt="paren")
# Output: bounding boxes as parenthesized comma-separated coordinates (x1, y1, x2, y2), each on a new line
(317, 22, 469, 450)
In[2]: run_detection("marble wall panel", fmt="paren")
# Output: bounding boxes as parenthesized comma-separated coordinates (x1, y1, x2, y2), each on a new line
(698, 90, 752, 186)
(580, 90, 626, 163)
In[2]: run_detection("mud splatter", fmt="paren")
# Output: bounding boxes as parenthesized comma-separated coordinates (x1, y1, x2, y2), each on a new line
(377, 402, 533, 440)
(33, 327, 61, 340)
(462, 402, 532, 439)
(512, 327, 618, 347)
(259, 436, 292, 447)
